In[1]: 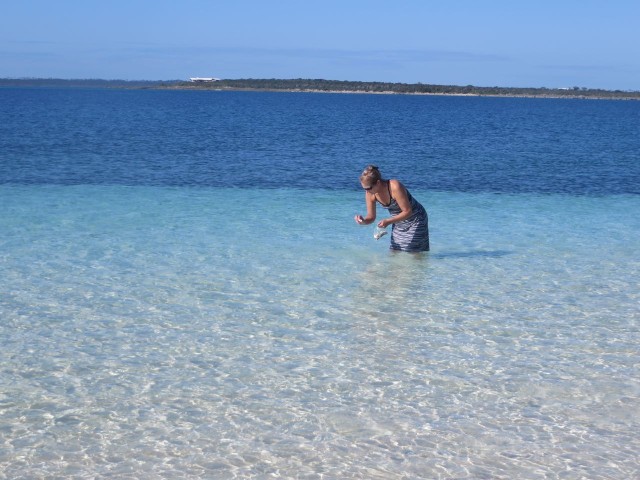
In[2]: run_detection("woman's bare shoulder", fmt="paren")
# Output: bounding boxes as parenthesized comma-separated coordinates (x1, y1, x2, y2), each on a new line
(389, 179, 407, 195)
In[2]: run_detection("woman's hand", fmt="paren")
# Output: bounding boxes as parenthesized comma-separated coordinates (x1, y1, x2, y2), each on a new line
(377, 219, 390, 228)
(354, 214, 365, 224)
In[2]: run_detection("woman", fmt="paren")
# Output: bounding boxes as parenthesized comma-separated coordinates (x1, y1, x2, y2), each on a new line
(354, 165, 429, 252)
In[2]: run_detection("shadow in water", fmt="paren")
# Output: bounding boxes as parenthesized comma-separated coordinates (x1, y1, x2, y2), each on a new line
(351, 249, 514, 317)
(430, 250, 514, 259)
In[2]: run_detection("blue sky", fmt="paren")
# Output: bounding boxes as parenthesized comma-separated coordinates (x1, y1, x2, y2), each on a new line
(2, 0, 638, 90)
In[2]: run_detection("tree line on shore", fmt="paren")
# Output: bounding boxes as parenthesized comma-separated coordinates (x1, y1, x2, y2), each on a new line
(177, 78, 640, 99)
(2, 77, 638, 99)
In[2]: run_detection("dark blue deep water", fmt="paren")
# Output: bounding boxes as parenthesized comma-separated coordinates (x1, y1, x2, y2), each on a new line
(1, 87, 638, 194)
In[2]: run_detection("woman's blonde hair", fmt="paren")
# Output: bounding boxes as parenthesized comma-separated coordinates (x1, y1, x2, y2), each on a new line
(360, 164, 382, 186)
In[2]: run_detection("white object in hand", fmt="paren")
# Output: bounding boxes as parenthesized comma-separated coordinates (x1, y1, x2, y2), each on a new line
(373, 227, 387, 240)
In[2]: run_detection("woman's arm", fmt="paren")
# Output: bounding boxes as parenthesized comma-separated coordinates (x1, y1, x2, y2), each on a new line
(378, 180, 413, 228)
(354, 192, 377, 225)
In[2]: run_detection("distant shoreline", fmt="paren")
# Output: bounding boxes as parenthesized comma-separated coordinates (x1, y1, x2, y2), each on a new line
(163, 85, 639, 101)
(2, 78, 639, 100)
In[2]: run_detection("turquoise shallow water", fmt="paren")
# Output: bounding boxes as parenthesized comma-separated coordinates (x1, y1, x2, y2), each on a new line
(1, 185, 638, 478)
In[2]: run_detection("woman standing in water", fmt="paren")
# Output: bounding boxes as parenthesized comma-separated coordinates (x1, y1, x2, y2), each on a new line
(354, 165, 430, 252)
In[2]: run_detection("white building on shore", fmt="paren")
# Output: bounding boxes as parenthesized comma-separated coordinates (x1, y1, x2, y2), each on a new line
(189, 77, 220, 83)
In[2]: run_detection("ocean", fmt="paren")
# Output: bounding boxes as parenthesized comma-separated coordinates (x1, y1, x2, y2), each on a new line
(1, 87, 639, 479)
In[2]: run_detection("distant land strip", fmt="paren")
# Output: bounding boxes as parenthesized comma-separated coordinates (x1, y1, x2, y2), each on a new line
(2, 77, 639, 100)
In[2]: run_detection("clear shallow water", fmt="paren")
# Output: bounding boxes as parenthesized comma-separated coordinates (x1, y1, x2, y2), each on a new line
(1, 185, 639, 479)
(1, 88, 639, 478)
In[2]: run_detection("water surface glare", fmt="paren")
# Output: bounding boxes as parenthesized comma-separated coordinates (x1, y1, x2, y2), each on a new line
(1, 185, 639, 478)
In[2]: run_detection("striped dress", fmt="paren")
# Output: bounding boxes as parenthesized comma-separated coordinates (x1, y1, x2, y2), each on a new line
(378, 184, 430, 252)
